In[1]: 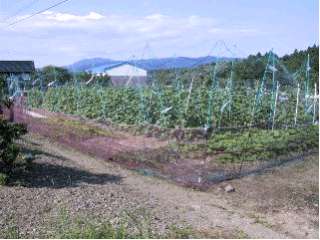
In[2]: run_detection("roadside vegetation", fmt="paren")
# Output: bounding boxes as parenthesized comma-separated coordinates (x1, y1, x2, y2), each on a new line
(0, 97, 28, 185)
(0, 207, 232, 239)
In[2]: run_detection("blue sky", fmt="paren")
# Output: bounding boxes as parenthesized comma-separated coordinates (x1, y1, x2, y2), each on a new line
(0, 0, 318, 67)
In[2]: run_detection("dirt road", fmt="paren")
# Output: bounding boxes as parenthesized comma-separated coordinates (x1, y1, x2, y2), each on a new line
(0, 134, 318, 238)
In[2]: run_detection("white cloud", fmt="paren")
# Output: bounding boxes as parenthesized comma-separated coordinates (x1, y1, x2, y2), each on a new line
(145, 14, 167, 21)
(42, 11, 54, 15)
(45, 11, 105, 22)
(208, 27, 259, 35)
(1, 11, 261, 66)
(6, 10, 258, 38)
(7, 11, 218, 32)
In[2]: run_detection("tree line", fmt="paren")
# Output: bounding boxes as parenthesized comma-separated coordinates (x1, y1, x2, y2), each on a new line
(151, 45, 319, 89)
(0, 45, 318, 92)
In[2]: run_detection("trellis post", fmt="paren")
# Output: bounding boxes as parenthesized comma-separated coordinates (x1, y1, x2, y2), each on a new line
(294, 83, 300, 126)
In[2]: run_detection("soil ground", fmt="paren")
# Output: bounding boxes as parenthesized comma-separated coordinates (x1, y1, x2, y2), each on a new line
(0, 134, 318, 238)
(9, 106, 317, 190)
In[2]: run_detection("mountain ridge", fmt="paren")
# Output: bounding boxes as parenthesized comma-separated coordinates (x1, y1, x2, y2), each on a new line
(67, 55, 235, 72)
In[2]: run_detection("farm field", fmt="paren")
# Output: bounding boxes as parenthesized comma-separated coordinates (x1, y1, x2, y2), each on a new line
(1, 50, 319, 238)
(1, 30, 319, 239)
(0, 97, 318, 238)
(0, 0, 319, 239)
(7, 105, 319, 190)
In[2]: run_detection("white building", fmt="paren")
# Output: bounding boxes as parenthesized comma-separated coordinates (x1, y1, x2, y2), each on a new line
(90, 62, 148, 86)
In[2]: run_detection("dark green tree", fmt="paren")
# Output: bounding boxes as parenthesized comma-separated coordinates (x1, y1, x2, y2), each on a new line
(38, 66, 72, 87)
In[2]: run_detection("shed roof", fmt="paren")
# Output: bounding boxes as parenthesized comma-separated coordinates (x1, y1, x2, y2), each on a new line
(0, 61, 35, 73)
(103, 62, 135, 71)
(89, 62, 147, 74)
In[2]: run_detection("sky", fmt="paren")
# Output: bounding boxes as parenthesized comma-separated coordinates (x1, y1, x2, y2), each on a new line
(0, 0, 318, 67)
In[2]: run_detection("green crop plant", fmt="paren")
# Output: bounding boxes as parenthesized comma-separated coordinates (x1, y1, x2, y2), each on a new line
(27, 83, 316, 129)
(207, 125, 318, 163)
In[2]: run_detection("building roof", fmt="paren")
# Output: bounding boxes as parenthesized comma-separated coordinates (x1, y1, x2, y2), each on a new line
(89, 62, 147, 74)
(103, 62, 134, 71)
(0, 61, 35, 73)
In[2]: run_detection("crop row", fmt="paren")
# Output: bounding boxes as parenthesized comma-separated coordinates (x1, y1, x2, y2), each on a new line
(207, 125, 318, 162)
(27, 85, 314, 128)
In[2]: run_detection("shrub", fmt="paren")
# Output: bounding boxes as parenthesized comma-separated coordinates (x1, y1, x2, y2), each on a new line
(0, 118, 27, 172)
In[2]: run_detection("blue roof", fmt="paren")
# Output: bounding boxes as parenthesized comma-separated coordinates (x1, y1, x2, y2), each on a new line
(88, 62, 146, 74)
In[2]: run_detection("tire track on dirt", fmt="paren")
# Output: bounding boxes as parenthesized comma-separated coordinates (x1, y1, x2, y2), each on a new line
(37, 136, 288, 239)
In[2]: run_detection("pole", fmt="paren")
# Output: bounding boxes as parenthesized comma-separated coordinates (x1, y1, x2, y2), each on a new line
(185, 75, 194, 115)
(272, 81, 279, 131)
(251, 51, 272, 125)
(294, 83, 300, 126)
(269, 53, 277, 127)
(206, 63, 217, 128)
(305, 54, 311, 112)
(228, 60, 234, 115)
(313, 83, 317, 124)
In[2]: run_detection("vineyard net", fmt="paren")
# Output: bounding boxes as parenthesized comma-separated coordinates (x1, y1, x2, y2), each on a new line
(1, 49, 319, 189)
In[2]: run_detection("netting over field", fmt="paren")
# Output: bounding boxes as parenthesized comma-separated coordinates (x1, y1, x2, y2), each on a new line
(0, 47, 319, 189)
(23, 50, 318, 130)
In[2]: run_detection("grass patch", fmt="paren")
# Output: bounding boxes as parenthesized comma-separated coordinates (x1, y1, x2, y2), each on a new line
(46, 117, 115, 138)
(49, 208, 201, 239)
(1, 208, 250, 239)
(178, 125, 319, 163)
(0, 218, 20, 239)
(248, 213, 273, 229)
(235, 229, 249, 239)
(0, 173, 8, 185)
(0, 225, 20, 239)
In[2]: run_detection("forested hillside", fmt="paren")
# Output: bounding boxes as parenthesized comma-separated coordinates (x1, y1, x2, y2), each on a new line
(151, 45, 319, 88)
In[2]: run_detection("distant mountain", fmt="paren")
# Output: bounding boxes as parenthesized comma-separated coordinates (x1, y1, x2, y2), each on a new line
(67, 58, 121, 72)
(67, 56, 233, 72)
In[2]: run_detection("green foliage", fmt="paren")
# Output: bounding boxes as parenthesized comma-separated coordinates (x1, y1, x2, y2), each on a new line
(0, 119, 27, 172)
(0, 74, 7, 97)
(152, 45, 319, 89)
(166, 225, 195, 239)
(207, 125, 319, 162)
(0, 172, 8, 185)
(93, 75, 111, 87)
(28, 83, 313, 129)
(33, 67, 111, 90)
(58, 220, 129, 239)
(0, 224, 20, 239)
(27, 45, 318, 129)
(74, 71, 111, 86)
(282, 45, 319, 87)
(234, 53, 267, 84)
(52, 208, 197, 239)
(36, 65, 72, 87)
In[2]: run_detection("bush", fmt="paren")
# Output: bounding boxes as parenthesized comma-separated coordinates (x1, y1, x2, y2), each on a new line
(0, 118, 27, 172)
